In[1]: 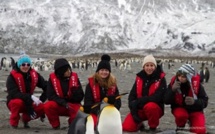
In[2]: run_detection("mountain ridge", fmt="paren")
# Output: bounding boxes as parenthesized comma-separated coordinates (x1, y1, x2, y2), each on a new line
(0, 0, 215, 55)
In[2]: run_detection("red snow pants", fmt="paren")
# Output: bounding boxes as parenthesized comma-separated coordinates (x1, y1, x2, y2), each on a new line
(44, 101, 80, 128)
(8, 98, 44, 127)
(172, 107, 206, 134)
(122, 102, 163, 132)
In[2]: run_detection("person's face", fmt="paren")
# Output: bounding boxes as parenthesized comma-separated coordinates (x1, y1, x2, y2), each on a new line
(143, 62, 156, 75)
(64, 68, 71, 77)
(98, 69, 110, 79)
(177, 75, 187, 83)
(20, 63, 31, 73)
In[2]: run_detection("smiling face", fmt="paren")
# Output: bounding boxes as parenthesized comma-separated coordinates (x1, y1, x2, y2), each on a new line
(98, 69, 110, 79)
(143, 62, 156, 75)
(19, 63, 31, 73)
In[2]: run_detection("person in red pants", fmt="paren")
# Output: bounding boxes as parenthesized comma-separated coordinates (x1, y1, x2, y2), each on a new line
(83, 54, 121, 129)
(44, 58, 84, 129)
(164, 64, 208, 134)
(122, 55, 167, 132)
(6, 53, 47, 128)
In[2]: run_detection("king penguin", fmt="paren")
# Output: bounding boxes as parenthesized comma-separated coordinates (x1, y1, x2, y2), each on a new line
(96, 98, 123, 134)
(68, 107, 94, 134)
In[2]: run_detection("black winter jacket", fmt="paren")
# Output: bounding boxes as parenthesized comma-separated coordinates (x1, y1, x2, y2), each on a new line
(47, 74, 84, 107)
(83, 83, 121, 114)
(6, 63, 47, 106)
(164, 78, 208, 112)
(128, 65, 167, 113)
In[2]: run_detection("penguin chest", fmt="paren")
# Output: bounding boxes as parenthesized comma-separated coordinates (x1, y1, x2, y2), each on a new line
(97, 106, 122, 134)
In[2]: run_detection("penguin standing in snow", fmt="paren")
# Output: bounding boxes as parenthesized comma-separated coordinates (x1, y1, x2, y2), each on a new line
(96, 93, 128, 134)
(68, 107, 94, 134)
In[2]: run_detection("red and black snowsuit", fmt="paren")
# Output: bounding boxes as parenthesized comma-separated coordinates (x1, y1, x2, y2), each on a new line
(123, 65, 167, 132)
(44, 72, 84, 128)
(6, 63, 47, 127)
(83, 77, 121, 127)
(164, 74, 208, 134)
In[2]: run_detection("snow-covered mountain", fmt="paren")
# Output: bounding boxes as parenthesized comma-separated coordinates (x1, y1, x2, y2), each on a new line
(0, 0, 215, 56)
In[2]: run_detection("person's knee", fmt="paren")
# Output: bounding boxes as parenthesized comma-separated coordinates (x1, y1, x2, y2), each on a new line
(44, 101, 58, 109)
(122, 123, 138, 132)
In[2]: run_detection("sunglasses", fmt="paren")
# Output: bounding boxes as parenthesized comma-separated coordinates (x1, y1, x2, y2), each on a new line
(21, 63, 31, 67)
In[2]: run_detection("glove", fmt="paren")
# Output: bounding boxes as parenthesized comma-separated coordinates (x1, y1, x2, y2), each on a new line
(82, 105, 91, 113)
(90, 104, 100, 115)
(31, 95, 42, 106)
(40, 114, 45, 122)
(107, 95, 116, 104)
(130, 101, 142, 123)
(185, 96, 195, 105)
(137, 97, 148, 108)
(27, 107, 37, 120)
(172, 81, 181, 92)
(65, 103, 72, 110)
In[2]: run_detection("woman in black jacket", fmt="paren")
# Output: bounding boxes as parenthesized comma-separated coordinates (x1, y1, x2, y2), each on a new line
(83, 54, 121, 128)
(6, 54, 47, 128)
(122, 55, 167, 132)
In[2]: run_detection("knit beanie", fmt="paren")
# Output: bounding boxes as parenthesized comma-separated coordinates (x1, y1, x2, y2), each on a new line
(17, 53, 32, 67)
(54, 58, 71, 76)
(96, 54, 111, 72)
(142, 55, 157, 67)
(177, 64, 195, 82)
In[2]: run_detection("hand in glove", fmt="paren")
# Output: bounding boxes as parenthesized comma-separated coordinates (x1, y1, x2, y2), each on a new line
(172, 81, 181, 92)
(106, 95, 116, 104)
(27, 107, 37, 120)
(137, 97, 149, 109)
(90, 104, 100, 115)
(185, 96, 195, 105)
(31, 95, 42, 106)
(82, 105, 91, 113)
(40, 114, 45, 122)
(130, 101, 142, 123)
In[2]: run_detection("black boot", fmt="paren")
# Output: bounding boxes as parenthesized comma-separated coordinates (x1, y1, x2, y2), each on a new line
(138, 123, 145, 131)
(11, 125, 18, 129)
(24, 122, 30, 128)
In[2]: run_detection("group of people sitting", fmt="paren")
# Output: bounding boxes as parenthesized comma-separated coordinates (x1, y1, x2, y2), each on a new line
(6, 53, 208, 134)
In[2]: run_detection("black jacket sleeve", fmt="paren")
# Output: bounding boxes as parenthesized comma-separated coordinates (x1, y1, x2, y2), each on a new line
(6, 74, 32, 105)
(83, 84, 95, 113)
(128, 82, 137, 109)
(47, 78, 67, 107)
(70, 79, 84, 103)
(164, 84, 176, 104)
(36, 73, 48, 102)
(112, 86, 121, 110)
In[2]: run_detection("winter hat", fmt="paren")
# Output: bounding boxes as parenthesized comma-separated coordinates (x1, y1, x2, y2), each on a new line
(142, 55, 157, 67)
(54, 58, 71, 76)
(17, 53, 32, 67)
(177, 64, 195, 82)
(96, 54, 111, 72)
